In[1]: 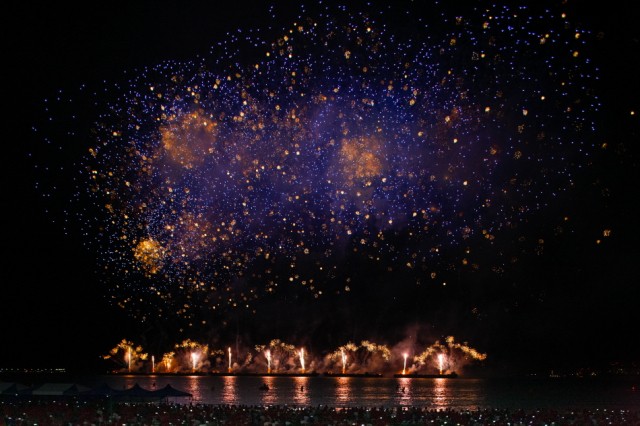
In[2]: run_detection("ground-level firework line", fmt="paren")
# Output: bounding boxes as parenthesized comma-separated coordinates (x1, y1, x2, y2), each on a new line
(104, 336, 486, 374)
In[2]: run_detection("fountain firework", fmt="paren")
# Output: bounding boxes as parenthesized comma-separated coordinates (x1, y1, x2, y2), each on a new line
(174, 339, 217, 373)
(255, 340, 298, 373)
(162, 352, 175, 373)
(103, 335, 486, 376)
(403, 353, 408, 375)
(330, 341, 390, 374)
(103, 339, 148, 373)
(413, 336, 486, 374)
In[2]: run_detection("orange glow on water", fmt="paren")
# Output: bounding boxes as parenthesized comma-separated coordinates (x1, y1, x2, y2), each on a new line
(293, 376, 310, 406)
(335, 377, 353, 405)
(219, 375, 239, 405)
(260, 377, 277, 405)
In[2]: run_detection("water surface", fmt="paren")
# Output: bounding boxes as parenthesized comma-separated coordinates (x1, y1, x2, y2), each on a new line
(99, 375, 639, 410)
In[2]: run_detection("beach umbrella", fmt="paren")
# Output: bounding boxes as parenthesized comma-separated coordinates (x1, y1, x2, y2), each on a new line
(0, 382, 31, 395)
(86, 383, 122, 397)
(118, 383, 153, 397)
(151, 384, 192, 398)
(114, 383, 157, 402)
(31, 383, 90, 396)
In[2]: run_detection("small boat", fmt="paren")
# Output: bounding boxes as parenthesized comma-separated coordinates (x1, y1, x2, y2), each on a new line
(258, 384, 270, 391)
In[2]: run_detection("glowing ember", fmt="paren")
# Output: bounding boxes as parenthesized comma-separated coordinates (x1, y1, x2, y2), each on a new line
(55, 3, 599, 329)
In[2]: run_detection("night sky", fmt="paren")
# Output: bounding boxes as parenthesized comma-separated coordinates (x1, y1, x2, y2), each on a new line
(3, 0, 638, 376)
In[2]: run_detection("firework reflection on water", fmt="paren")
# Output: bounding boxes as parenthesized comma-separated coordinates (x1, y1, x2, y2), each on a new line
(101, 375, 637, 410)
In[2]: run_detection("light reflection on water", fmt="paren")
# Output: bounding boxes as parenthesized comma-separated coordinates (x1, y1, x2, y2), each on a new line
(292, 377, 310, 406)
(433, 378, 449, 407)
(103, 376, 637, 410)
(220, 376, 238, 405)
(334, 377, 353, 405)
(260, 377, 277, 406)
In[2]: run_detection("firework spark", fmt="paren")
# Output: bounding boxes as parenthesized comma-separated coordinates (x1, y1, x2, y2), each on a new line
(300, 348, 306, 373)
(162, 352, 175, 372)
(174, 339, 213, 373)
(403, 353, 408, 375)
(103, 339, 148, 372)
(43, 2, 598, 331)
(414, 336, 486, 374)
(255, 339, 298, 373)
(330, 341, 390, 373)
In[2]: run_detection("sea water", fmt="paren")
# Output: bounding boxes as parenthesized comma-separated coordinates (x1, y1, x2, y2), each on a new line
(99, 375, 639, 410)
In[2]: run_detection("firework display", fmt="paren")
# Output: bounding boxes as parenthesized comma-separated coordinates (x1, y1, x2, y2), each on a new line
(255, 339, 298, 373)
(103, 339, 148, 373)
(105, 335, 483, 375)
(413, 336, 486, 375)
(46, 1, 598, 331)
(329, 341, 391, 373)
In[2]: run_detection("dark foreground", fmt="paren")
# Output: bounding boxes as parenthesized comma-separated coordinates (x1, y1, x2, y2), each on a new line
(1, 401, 638, 426)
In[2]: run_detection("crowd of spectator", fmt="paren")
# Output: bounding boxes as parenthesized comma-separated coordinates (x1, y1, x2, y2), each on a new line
(1, 400, 638, 426)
